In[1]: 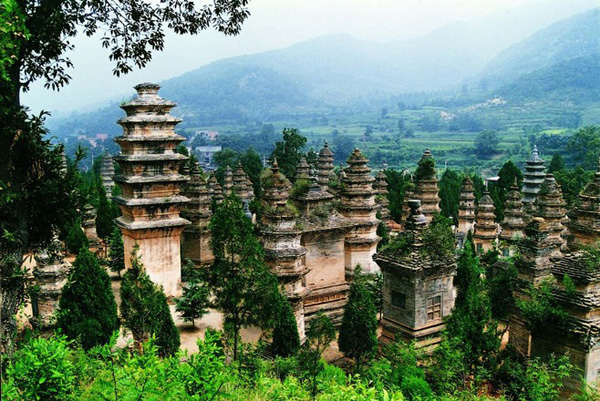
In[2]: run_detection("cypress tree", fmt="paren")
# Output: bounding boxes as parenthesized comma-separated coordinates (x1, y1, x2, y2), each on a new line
(338, 265, 378, 371)
(175, 273, 210, 328)
(120, 246, 180, 356)
(107, 227, 124, 277)
(56, 248, 119, 349)
(271, 291, 301, 357)
(65, 220, 88, 255)
(95, 184, 118, 241)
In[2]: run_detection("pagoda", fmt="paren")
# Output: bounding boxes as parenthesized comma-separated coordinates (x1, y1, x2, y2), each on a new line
(374, 170, 391, 225)
(457, 176, 476, 235)
(339, 148, 381, 277)
(522, 145, 546, 213)
(233, 163, 254, 201)
(181, 162, 214, 267)
(414, 149, 441, 223)
(533, 174, 567, 257)
(375, 199, 456, 349)
(259, 160, 309, 338)
(473, 191, 497, 254)
(499, 178, 526, 252)
(568, 158, 600, 246)
(100, 152, 115, 197)
(113, 83, 189, 296)
(317, 142, 335, 190)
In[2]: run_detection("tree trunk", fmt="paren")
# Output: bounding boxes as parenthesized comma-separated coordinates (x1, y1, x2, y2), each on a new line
(0, 248, 28, 357)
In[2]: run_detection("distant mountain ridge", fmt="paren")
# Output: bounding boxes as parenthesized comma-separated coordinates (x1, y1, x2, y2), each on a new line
(47, 4, 600, 139)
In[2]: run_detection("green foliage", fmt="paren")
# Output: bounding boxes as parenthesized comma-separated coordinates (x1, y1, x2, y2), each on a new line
(290, 178, 310, 198)
(206, 194, 280, 360)
(548, 154, 565, 173)
(271, 292, 301, 358)
(566, 126, 600, 170)
(120, 246, 180, 356)
(554, 167, 594, 208)
(366, 272, 384, 322)
(107, 227, 124, 276)
(56, 248, 119, 350)
(445, 242, 502, 384)
(517, 276, 569, 334)
(339, 266, 378, 371)
(439, 169, 462, 223)
(474, 130, 499, 159)
(298, 311, 335, 396)
(65, 219, 88, 255)
(421, 214, 456, 261)
(175, 267, 210, 327)
(270, 128, 308, 182)
(178, 328, 228, 399)
(496, 351, 572, 401)
(95, 183, 119, 240)
(3, 334, 76, 400)
(384, 169, 411, 223)
(581, 242, 600, 271)
(415, 157, 436, 181)
(429, 339, 466, 395)
(490, 160, 523, 222)
(486, 261, 517, 320)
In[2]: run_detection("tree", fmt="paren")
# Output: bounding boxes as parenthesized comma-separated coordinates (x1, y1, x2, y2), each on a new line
(120, 246, 180, 356)
(239, 147, 264, 196)
(338, 265, 378, 372)
(203, 194, 279, 360)
(271, 291, 301, 358)
(444, 241, 502, 385)
(438, 169, 462, 223)
(0, 110, 83, 354)
(95, 183, 119, 241)
(2, 0, 252, 108)
(365, 272, 383, 322)
(474, 130, 500, 159)
(175, 270, 210, 328)
(491, 160, 523, 221)
(65, 219, 88, 255)
(297, 310, 335, 397)
(332, 135, 355, 164)
(56, 248, 119, 350)
(565, 126, 600, 170)
(548, 154, 565, 173)
(107, 227, 124, 277)
(269, 128, 307, 182)
(384, 169, 411, 223)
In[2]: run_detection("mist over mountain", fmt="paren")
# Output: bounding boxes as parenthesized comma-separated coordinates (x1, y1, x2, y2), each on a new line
(47, 3, 600, 141)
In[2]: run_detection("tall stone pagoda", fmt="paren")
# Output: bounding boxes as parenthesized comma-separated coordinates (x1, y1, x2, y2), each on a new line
(233, 162, 254, 201)
(522, 145, 546, 213)
(339, 148, 380, 277)
(473, 191, 497, 254)
(499, 178, 526, 253)
(82, 203, 100, 247)
(259, 160, 309, 338)
(533, 174, 567, 257)
(317, 142, 335, 190)
(208, 174, 224, 204)
(375, 199, 456, 349)
(100, 152, 115, 197)
(568, 158, 600, 246)
(457, 176, 476, 235)
(113, 83, 189, 296)
(414, 149, 441, 223)
(181, 162, 213, 267)
(374, 170, 391, 225)
(223, 166, 233, 195)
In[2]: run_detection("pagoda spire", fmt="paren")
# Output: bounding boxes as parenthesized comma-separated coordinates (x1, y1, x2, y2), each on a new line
(500, 178, 526, 252)
(414, 149, 441, 223)
(457, 176, 476, 235)
(473, 191, 497, 254)
(317, 141, 334, 190)
(522, 145, 546, 213)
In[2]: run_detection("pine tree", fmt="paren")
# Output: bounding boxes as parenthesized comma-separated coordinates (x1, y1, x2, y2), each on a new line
(338, 265, 378, 371)
(65, 219, 88, 255)
(175, 273, 210, 328)
(95, 183, 118, 241)
(271, 292, 301, 358)
(107, 227, 124, 277)
(298, 310, 335, 397)
(204, 194, 280, 360)
(120, 246, 180, 356)
(56, 248, 119, 350)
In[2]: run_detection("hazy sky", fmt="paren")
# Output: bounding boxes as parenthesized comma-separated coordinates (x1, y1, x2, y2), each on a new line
(23, 0, 597, 114)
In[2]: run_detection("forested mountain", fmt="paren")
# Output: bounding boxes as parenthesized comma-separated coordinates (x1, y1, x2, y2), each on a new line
(480, 8, 600, 90)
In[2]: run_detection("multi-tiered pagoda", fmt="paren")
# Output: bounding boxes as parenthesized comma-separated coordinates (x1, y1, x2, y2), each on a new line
(113, 83, 189, 296)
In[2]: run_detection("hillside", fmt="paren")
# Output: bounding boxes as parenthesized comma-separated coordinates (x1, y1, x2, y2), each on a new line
(480, 8, 600, 89)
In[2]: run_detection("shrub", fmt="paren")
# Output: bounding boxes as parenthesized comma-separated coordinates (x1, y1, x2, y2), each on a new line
(3, 335, 76, 400)
(271, 292, 301, 358)
(65, 219, 88, 255)
(56, 248, 119, 349)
